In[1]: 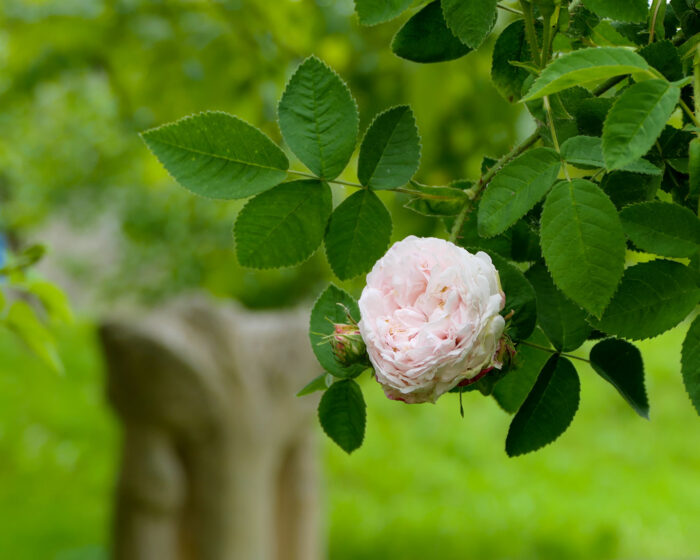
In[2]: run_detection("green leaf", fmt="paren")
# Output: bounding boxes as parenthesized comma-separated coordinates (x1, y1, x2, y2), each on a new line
(491, 254, 537, 341)
(26, 280, 73, 323)
(318, 379, 366, 453)
(234, 180, 332, 269)
(600, 171, 660, 209)
(560, 135, 662, 175)
(358, 105, 421, 190)
(582, 0, 648, 22)
(681, 314, 700, 415)
(141, 111, 289, 200)
(493, 328, 552, 413)
(297, 373, 332, 397)
(278, 56, 358, 180)
(310, 284, 366, 379)
(540, 179, 626, 317)
(590, 338, 649, 418)
(620, 201, 700, 258)
(574, 97, 614, 137)
(602, 80, 681, 170)
(639, 40, 683, 82)
(526, 263, 592, 351)
(505, 355, 580, 457)
(392, 1, 472, 63)
(6, 300, 63, 373)
(325, 189, 392, 280)
(593, 260, 700, 340)
(354, 0, 413, 25)
(404, 182, 468, 217)
(491, 20, 531, 103)
(523, 47, 652, 101)
(442, 0, 498, 49)
(477, 147, 561, 237)
(689, 137, 700, 203)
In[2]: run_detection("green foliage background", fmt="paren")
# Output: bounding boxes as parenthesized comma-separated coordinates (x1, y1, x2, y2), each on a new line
(0, 0, 698, 558)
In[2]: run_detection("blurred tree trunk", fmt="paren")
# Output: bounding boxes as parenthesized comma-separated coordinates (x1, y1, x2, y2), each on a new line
(99, 297, 323, 560)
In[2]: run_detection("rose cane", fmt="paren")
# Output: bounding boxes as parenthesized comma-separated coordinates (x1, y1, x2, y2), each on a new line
(358, 236, 507, 404)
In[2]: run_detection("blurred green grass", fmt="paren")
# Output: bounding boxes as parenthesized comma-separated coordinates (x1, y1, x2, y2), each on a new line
(0, 321, 699, 559)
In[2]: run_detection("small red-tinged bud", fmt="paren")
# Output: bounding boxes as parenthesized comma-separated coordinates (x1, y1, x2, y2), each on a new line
(331, 322, 367, 367)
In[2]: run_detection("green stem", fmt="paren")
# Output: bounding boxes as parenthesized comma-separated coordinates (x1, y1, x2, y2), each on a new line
(649, 0, 664, 44)
(518, 340, 591, 363)
(497, 3, 523, 15)
(680, 99, 700, 128)
(543, 95, 571, 181)
(448, 203, 470, 243)
(520, 1, 542, 68)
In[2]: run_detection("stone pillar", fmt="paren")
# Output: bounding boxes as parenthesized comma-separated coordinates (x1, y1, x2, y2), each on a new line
(98, 297, 323, 560)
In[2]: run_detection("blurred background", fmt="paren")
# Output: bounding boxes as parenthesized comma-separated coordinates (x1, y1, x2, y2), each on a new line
(0, 0, 698, 558)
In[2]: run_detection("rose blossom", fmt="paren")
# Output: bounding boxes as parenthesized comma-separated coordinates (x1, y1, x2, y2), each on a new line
(358, 236, 506, 404)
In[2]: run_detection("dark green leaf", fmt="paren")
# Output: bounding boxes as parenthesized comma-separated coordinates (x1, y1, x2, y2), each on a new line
(325, 189, 392, 280)
(689, 137, 700, 203)
(590, 338, 649, 418)
(526, 263, 592, 351)
(600, 171, 660, 209)
(602, 80, 681, 170)
(477, 147, 561, 237)
(442, 0, 498, 49)
(491, 254, 537, 341)
(620, 201, 700, 257)
(318, 379, 366, 453)
(354, 0, 413, 25)
(358, 105, 421, 189)
(309, 284, 366, 378)
(392, 1, 472, 63)
(491, 20, 530, 103)
(234, 180, 332, 268)
(141, 111, 289, 199)
(278, 56, 358, 180)
(540, 179, 626, 317)
(523, 47, 652, 101)
(297, 373, 331, 397)
(574, 97, 614, 137)
(582, 0, 648, 22)
(681, 314, 700, 415)
(560, 136, 662, 175)
(592, 260, 700, 339)
(506, 355, 580, 457)
(493, 328, 552, 413)
(639, 40, 683, 82)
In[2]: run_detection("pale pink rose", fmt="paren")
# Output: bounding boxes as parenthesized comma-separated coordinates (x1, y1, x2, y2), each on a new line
(358, 236, 506, 404)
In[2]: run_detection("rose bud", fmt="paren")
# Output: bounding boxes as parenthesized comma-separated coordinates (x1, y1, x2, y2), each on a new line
(358, 236, 506, 404)
(331, 321, 368, 367)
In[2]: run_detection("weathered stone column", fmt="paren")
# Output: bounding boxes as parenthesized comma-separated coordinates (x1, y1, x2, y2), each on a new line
(99, 297, 323, 560)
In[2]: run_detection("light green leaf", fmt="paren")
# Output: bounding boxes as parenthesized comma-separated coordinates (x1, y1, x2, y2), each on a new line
(523, 47, 652, 101)
(491, 20, 530, 103)
(442, 0, 498, 49)
(234, 180, 332, 269)
(26, 280, 73, 323)
(278, 56, 358, 180)
(526, 264, 592, 351)
(592, 260, 700, 340)
(506, 355, 580, 457)
(540, 179, 626, 317)
(310, 284, 366, 379)
(620, 201, 700, 258)
(141, 111, 288, 199)
(325, 189, 392, 280)
(6, 300, 63, 373)
(477, 147, 561, 237)
(582, 0, 648, 22)
(354, 0, 413, 25)
(491, 254, 537, 341)
(602, 79, 681, 170)
(560, 135, 662, 175)
(358, 105, 421, 190)
(681, 315, 700, 416)
(404, 182, 468, 217)
(392, 1, 472, 63)
(318, 379, 366, 453)
(493, 328, 552, 413)
(590, 338, 649, 418)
